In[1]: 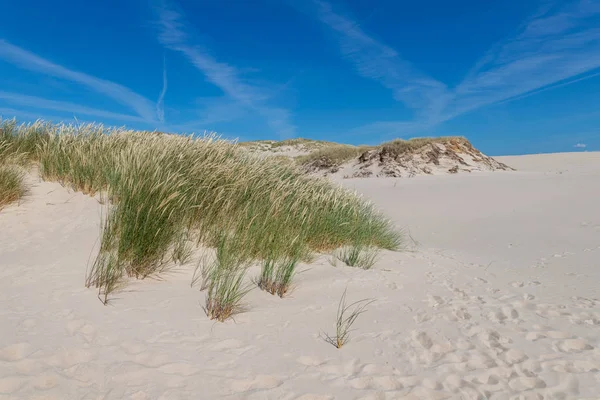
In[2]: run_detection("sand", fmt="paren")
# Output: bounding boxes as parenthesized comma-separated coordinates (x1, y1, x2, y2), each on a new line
(1, 152, 599, 399)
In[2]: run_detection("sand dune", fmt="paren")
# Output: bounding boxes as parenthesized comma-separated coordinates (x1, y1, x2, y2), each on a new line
(1, 152, 599, 399)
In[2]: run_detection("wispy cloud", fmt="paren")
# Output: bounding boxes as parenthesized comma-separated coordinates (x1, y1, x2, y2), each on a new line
(0, 39, 159, 122)
(310, 0, 600, 134)
(313, 0, 450, 122)
(0, 107, 69, 123)
(451, 0, 600, 119)
(156, 55, 168, 122)
(0, 91, 147, 123)
(153, 0, 297, 138)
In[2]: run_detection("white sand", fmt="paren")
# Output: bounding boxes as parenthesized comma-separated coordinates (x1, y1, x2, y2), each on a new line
(1, 152, 599, 399)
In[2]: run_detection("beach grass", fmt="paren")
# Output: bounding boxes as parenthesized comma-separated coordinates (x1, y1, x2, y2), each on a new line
(0, 165, 27, 210)
(0, 123, 31, 209)
(331, 245, 380, 270)
(324, 288, 374, 349)
(0, 119, 402, 309)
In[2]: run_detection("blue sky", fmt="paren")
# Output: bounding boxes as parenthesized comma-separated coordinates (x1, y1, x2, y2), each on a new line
(1, 0, 599, 155)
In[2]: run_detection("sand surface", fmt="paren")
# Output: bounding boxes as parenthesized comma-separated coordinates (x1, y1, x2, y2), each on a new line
(1, 152, 599, 399)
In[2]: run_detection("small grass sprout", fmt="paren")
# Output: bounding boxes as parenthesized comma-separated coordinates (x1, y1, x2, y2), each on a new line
(331, 244, 380, 270)
(324, 288, 374, 349)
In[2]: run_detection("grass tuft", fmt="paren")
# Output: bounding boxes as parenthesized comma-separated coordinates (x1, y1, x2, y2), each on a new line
(1, 119, 402, 305)
(0, 165, 28, 210)
(331, 245, 380, 270)
(203, 235, 253, 321)
(257, 254, 301, 297)
(324, 288, 374, 349)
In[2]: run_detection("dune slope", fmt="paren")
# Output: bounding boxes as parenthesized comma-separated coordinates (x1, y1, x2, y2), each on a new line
(1, 152, 599, 399)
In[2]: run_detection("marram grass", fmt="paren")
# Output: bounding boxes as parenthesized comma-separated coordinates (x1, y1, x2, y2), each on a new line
(0, 119, 402, 311)
(0, 165, 27, 210)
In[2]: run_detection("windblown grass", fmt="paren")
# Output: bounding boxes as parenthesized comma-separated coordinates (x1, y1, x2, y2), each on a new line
(1, 119, 402, 306)
(202, 235, 253, 321)
(0, 121, 32, 209)
(0, 165, 27, 210)
(0, 118, 49, 165)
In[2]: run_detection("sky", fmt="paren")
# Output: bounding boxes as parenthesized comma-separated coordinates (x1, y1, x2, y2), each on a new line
(0, 0, 599, 155)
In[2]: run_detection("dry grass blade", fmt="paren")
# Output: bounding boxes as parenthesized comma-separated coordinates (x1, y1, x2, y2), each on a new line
(324, 288, 374, 349)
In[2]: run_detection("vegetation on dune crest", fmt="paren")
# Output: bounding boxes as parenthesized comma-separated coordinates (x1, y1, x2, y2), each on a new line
(269, 138, 336, 149)
(296, 137, 471, 169)
(379, 136, 468, 156)
(0, 119, 401, 312)
(296, 144, 373, 167)
(239, 137, 337, 151)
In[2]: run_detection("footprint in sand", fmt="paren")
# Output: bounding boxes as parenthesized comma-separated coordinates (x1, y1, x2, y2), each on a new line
(66, 319, 97, 343)
(0, 343, 34, 362)
(486, 306, 520, 324)
(294, 395, 334, 400)
(348, 374, 404, 391)
(44, 347, 95, 368)
(32, 374, 59, 390)
(134, 351, 171, 368)
(230, 375, 282, 393)
(297, 356, 326, 367)
(120, 341, 148, 355)
(569, 312, 600, 326)
(554, 338, 594, 353)
(0, 376, 27, 394)
(571, 296, 598, 308)
(412, 331, 433, 350)
(427, 295, 446, 308)
(452, 308, 471, 321)
(501, 348, 528, 365)
(158, 362, 200, 376)
(211, 338, 244, 351)
(508, 376, 546, 391)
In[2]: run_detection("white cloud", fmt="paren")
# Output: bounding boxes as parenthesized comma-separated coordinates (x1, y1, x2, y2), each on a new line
(154, 1, 297, 138)
(450, 0, 600, 119)
(0, 39, 159, 122)
(0, 91, 147, 123)
(310, 0, 600, 131)
(156, 55, 168, 123)
(313, 0, 450, 122)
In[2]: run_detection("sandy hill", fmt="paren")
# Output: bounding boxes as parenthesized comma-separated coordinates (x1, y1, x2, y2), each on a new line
(4, 121, 599, 399)
(242, 136, 514, 178)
